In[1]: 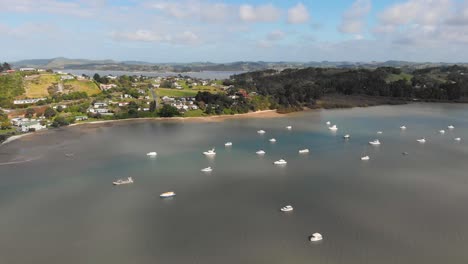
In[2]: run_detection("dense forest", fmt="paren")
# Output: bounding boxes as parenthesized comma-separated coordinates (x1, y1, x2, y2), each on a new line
(228, 66, 468, 109)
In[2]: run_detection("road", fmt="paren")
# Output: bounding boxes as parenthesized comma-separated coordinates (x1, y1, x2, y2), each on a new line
(150, 88, 158, 108)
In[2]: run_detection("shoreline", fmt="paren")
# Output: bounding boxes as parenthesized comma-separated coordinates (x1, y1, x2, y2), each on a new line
(1, 100, 466, 146)
(69, 109, 283, 127)
(1, 110, 282, 146)
(1, 133, 35, 146)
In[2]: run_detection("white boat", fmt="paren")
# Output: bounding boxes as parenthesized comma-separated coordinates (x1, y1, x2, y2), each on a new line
(309, 233, 323, 242)
(369, 139, 381, 145)
(361, 156, 370, 161)
(286, 126, 292, 130)
(160, 191, 176, 198)
(328, 125, 338, 131)
(417, 138, 426, 143)
(274, 159, 287, 165)
(203, 148, 216, 156)
(343, 134, 350, 139)
(256, 150, 266, 155)
(400, 125, 407, 130)
(269, 138, 277, 143)
(113, 177, 134, 185)
(299, 149, 310, 154)
(257, 130, 266, 134)
(455, 137, 461, 141)
(201, 167, 212, 172)
(280, 205, 293, 212)
(225, 142, 233, 147)
(326, 121, 331, 125)
(439, 130, 446, 134)
(377, 131, 383, 134)
(146, 152, 157, 156)
(448, 125, 455, 129)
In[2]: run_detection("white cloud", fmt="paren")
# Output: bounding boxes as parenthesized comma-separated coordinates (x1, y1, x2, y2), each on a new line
(144, 1, 231, 22)
(287, 3, 310, 24)
(111, 29, 200, 45)
(112, 30, 169, 42)
(0, 0, 100, 17)
(378, 0, 451, 28)
(373, 0, 468, 48)
(256, 40, 273, 48)
(266, 30, 285, 41)
(173, 31, 200, 44)
(445, 1, 468, 26)
(338, 0, 371, 34)
(0, 22, 61, 38)
(239, 4, 280, 22)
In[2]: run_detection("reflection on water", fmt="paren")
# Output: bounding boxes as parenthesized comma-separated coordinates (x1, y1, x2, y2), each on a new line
(0, 103, 468, 264)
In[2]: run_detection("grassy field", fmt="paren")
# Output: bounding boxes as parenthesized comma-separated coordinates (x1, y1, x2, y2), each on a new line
(157, 88, 199, 97)
(192, 85, 220, 93)
(63, 79, 100, 95)
(385, 73, 413, 83)
(24, 74, 58, 97)
(0, 73, 24, 106)
(183, 109, 204, 117)
(0, 128, 16, 135)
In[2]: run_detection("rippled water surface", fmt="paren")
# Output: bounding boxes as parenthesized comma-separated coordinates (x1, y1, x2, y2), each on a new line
(1, 103, 468, 264)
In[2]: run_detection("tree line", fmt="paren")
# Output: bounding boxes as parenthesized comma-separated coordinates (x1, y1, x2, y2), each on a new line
(228, 66, 468, 109)
(0, 62, 11, 72)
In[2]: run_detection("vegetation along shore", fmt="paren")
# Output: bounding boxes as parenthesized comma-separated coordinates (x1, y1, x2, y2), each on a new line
(1, 61, 468, 143)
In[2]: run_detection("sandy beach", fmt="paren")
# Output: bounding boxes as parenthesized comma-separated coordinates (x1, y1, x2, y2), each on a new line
(69, 109, 284, 127)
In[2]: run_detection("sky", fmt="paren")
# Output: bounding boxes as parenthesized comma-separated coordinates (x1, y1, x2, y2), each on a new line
(1, 0, 468, 62)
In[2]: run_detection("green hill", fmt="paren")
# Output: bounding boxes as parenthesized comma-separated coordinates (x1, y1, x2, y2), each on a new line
(0, 73, 25, 107)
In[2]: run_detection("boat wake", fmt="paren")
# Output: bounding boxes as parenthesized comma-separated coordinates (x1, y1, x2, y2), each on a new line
(0, 156, 42, 166)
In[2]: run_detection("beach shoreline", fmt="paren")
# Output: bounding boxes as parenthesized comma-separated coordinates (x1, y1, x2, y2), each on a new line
(69, 109, 283, 127)
(0, 110, 284, 146)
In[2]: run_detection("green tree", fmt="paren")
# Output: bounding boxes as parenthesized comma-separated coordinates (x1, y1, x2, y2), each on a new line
(51, 116, 72, 127)
(24, 108, 35, 118)
(93, 73, 101, 83)
(1, 62, 11, 71)
(0, 109, 7, 121)
(160, 80, 173, 88)
(43, 107, 57, 119)
(56, 105, 64, 112)
(1, 120, 11, 130)
(158, 104, 180, 117)
(149, 100, 157, 112)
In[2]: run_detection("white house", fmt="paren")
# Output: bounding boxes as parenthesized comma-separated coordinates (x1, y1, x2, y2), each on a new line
(20, 121, 46, 132)
(52, 105, 67, 110)
(19, 68, 36, 72)
(99, 84, 117, 91)
(13, 98, 46, 105)
(75, 116, 88, 121)
(60, 75, 74, 80)
(93, 102, 108, 108)
(88, 108, 109, 113)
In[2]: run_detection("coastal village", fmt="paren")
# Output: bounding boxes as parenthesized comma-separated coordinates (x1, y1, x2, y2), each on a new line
(0, 64, 259, 142)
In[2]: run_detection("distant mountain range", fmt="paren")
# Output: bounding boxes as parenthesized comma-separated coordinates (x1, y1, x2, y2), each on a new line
(9, 57, 468, 72)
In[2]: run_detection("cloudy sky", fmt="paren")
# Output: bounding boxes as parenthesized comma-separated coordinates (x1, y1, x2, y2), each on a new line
(1, 0, 468, 62)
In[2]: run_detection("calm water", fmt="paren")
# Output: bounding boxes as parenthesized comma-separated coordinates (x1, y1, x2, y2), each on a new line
(1, 103, 468, 264)
(62, 70, 243, 79)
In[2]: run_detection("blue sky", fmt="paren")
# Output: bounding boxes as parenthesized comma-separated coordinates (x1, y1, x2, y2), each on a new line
(1, 0, 468, 62)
